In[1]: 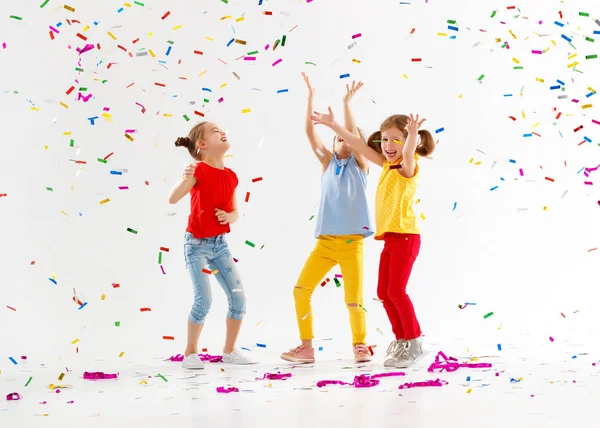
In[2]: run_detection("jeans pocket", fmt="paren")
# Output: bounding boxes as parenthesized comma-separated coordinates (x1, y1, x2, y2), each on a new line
(409, 236, 421, 259)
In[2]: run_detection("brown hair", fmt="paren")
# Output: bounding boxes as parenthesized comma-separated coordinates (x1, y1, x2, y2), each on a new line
(332, 127, 367, 151)
(174, 121, 208, 160)
(368, 115, 436, 157)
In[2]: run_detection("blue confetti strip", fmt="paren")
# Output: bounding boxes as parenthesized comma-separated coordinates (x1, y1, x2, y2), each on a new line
(509, 159, 516, 163)
(554, 21, 564, 27)
(256, 343, 266, 348)
(452, 202, 457, 211)
(550, 85, 560, 90)
(584, 136, 592, 143)
(277, 89, 289, 93)
(202, 87, 212, 92)
(49, 278, 57, 285)
(490, 186, 498, 191)
(118, 7, 124, 13)
(110, 170, 123, 175)
(9, 357, 17, 365)
(523, 133, 533, 137)
(497, 344, 502, 351)
(78, 302, 88, 310)
(561, 34, 572, 42)
(557, 79, 565, 86)
(448, 25, 459, 31)
(166, 46, 172, 56)
(435, 127, 444, 133)
(227, 38, 234, 47)
(340, 73, 350, 79)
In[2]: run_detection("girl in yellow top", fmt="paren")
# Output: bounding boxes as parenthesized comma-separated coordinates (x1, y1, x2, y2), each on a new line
(311, 109, 435, 369)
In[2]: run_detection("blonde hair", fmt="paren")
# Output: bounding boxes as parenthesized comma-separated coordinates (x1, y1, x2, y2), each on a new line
(368, 115, 435, 157)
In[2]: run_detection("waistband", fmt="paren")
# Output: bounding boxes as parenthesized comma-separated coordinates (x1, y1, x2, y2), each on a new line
(383, 232, 420, 239)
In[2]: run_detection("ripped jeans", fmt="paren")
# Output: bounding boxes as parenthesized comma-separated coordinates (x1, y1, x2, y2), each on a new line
(183, 232, 247, 324)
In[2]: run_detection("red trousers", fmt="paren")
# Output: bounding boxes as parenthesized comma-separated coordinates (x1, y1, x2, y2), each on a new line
(377, 233, 422, 340)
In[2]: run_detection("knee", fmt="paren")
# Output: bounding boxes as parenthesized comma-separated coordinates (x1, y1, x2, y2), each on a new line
(293, 285, 312, 302)
(190, 295, 212, 323)
(228, 291, 247, 318)
(346, 302, 363, 314)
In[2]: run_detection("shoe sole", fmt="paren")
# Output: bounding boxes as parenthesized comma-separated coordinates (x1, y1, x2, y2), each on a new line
(182, 364, 205, 370)
(280, 354, 315, 363)
(355, 357, 373, 363)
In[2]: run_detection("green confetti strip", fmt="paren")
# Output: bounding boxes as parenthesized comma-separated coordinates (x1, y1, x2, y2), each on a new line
(183, 114, 190, 121)
(97, 158, 107, 163)
(115, 321, 120, 327)
(203, 98, 210, 103)
(586, 54, 598, 59)
(490, 10, 497, 18)
(245, 240, 255, 248)
(477, 74, 485, 81)
(79, 87, 87, 91)
(46, 187, 53, 191)
(273, 39, 280, 49)
(75, 67, 84, 72)
(483, 312, 494, 319)
(359, 304, 367, 313)
(134, 1, 145, 6)
(334, 278, 342, 288)
(221, 0, 228, 3)
(281, 35, 287, 46)
(9, 15, 23, 20)
(40, 0, 50, 8)
(247, 50, 258, 55)
(579, 12, 589, 17)
(308, 215, 315, 220)
(158, 252, 162, 264)
(69, 139, 74, 147)
(513, 66, 523, 70)
(585, 37, 594, 42)
(25, 377, 33, 387)
(447, 19, 456, 24)
(157, 373, 168, 382)
(127, 227, 138, 234)
(346, 239, 354, 244)
(305, 61, 316, 66)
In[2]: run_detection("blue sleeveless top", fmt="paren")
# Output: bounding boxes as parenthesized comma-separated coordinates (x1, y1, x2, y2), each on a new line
(314, 154, 374, 238)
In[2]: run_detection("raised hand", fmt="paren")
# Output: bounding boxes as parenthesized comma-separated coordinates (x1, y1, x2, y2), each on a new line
(301, 72, 315, 98)
(343, 80, 363, 103)
(405, 113, 426, 135)
(310, 107, 335, 128)
(183, 162, 197, 180)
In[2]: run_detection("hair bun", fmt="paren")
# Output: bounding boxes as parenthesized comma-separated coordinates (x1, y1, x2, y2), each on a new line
(175, 136, 191, 148)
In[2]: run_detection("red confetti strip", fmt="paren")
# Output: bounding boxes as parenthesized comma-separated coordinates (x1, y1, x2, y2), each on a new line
(104, 152, 114, 160)
(588, 248, 598, 252)
(245, 192, 250, 202)
(160, 247, 170, 252)
(161, 11, 170, 20)
(194, 110, 205, 117)
(193, 50, 203, 55)
(252, 177, 263, 183)
(66, 86, 75, 95)
(140, 308, 151, 312)
(545, 177, 555, 182)
(154, 82, 166, 87)
(508, 116, 516, 121)
(132, 38, 139, 44)
(411, 58, 422, 62)
(556, 112, 562, 119)
(162, 336, 175, 340)
(263, 11, 273, 15)
(6, 306, 16, 311)
(76, 33, 87, 41)
(574, 125, 583, 132)
(201, 268, 212, 274)
(112, 283, 120, 288)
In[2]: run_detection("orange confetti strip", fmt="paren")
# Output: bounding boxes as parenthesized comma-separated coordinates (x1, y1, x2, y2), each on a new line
(161, 11, 171, 20)
(140, 307, 151, 312)
(588, 248, 598, 252)
(162, 336, 175, 340)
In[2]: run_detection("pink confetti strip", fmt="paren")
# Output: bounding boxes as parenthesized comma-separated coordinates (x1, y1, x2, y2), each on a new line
(256, 372, 292, 381)
(352, 33, 362, 39)
(83, 371, 119, 380)
(272, 58, 282, 66)
(531, 50, 543, 54)
(1, 42, 6, 49)
(584, 163, 600, 177)
(49, 26, 60, 34)
(166, 353, 223, 363)
(216, 386, 239, 393)
(244, 56, 256, 61)
(76, 44, 94, 55)
(6, 392, 21, 401)
(317, 371, 405, 388)
(398, 379, 448, 389)
(160, 265, 166, 275)
(118, 186, 129, 190)
(428, 351, 492, 373)
(124, 129, 135, 133)
(135, 102, 147, 113)
(592, 119, 600, 125)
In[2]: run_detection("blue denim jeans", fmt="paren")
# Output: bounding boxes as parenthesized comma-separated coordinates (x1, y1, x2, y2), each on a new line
(183, 232, 247, 324)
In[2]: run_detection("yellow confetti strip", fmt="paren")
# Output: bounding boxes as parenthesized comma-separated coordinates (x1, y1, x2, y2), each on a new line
(535, 77, 544, 83)
(568, 53, 577, 60)
(220, 15, 232, 20)
(512, 57, 520, 64)
(125, 134, 134, 141)
(107, 32, 117, 40)
(83, 25, 89, 32)
(205, 36, 213, 41)
(101, 294, 106, 300)
(60, 102, 69, 109)
(466, 388, 472, 394)
(148, 49, 155, 57)
(521, 111, 526, 118)
(163, 113, 172, 117)
(99, 198, 110, 205)
(582, 104, 592, 109)
(58, 373, 65, 381)
(64, 5, 75, 12)
(458, 94, 463, 98)
(236, 16, 244, 22)
(119, 352, 125, 358)
(124, 2, 132, 7)
(567, 62, 578, 68)
(71, 338, 79, 344)
(509, 30, 517, 39)
(437, 32, 448, 37)
(198, 70, 207, 78)
(30, 107, 40, 111)
(420, 213, 426, 220)
(139, 379, 147, 385)
(60, 210, 69, 216)
(63, 131, 72, 135)
(543, 206, 548, 211)
(242, 108, 251, 114)
(220, 82, 227, 88)
(551, 40, 557, 46)
(173, 25, 182, 30)
(532, 122, 540, 128)
(352, 59, 361, 64)
(402, 74, 409, 79)
(213, 269, 219, 274)
(415, 199, 421, 204)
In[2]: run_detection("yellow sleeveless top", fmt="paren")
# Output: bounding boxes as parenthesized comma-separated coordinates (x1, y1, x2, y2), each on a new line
(375, 157, 420, 240)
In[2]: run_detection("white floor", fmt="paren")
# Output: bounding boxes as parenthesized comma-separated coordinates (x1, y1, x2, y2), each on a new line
(2, 341, 599, 428)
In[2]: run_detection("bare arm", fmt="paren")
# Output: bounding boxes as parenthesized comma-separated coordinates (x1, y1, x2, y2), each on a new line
(312, 107, 385, 167)
(343, 81, 368, 172)
(302, 73, 332, 166)
(168, 163, 197, 204)
(400, 114, 426, 178)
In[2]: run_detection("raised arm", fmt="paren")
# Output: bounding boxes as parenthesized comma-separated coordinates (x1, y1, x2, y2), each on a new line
(311, 107, 386, 167)
(302, 73, 332, 167)
(168, 163, 197, 204)
(400, 114, 426, 178)
(343, 81, 368, 172)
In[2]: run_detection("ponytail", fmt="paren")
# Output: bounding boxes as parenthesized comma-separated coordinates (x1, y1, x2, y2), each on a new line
(416, 129, 435, 157)
(368, 130, 383, 154)
(175, 121, 207, 160)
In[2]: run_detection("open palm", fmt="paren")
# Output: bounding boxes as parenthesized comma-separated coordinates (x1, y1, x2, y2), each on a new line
(310, 107, 335, 128)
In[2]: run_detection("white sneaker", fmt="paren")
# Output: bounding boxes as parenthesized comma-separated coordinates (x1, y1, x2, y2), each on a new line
(182, 353, 205, 370)
(222, 349, 257, 365)
(383, 339, 406, 367)
(395, 338, 426, 368)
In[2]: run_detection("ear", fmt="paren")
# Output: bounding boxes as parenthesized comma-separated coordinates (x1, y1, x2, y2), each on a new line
(196, 140, 208, 150)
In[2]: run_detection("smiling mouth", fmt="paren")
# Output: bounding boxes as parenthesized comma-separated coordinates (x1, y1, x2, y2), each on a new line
(385, 150, 397, 157)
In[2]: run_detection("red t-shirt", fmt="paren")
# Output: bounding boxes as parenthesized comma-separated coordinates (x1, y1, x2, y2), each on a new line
(186, 162, 239, 239)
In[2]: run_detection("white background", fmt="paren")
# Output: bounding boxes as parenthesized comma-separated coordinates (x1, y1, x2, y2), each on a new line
(1, 0, 599, 369)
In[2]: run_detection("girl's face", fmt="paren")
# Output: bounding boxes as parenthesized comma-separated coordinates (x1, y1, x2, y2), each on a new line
(333, 135, 350, 154)
(197, 122, 230, 156)
(381, 127, 406, 163)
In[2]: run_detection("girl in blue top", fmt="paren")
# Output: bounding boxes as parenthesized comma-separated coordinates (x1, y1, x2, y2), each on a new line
(281, 74, 374, 364)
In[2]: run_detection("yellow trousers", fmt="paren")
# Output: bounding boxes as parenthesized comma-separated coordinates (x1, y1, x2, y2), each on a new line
(294, 235, 366, 346)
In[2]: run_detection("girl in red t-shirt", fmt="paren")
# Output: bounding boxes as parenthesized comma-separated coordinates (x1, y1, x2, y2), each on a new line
(169, 121, 255, 369)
